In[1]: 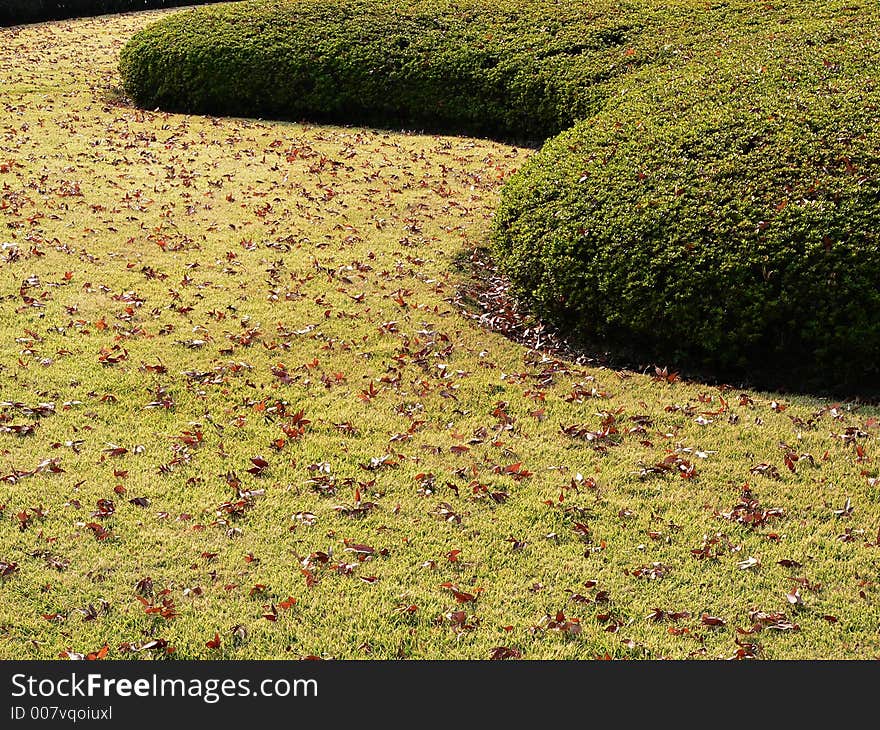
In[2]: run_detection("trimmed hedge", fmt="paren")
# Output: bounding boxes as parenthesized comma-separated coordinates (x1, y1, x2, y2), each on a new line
(119, 0, 651, 140)
(0, 1, 234, 27)
(494, 1, 880, 393)
(120, 0, 880, 394)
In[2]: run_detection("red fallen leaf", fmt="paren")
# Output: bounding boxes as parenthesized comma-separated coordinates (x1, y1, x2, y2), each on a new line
(730, 639, 762, 660)
(495, 461, 534, 480)
(134, 576, 153, 596)
(777, 559, 802, 568)
(748, 463, 780, 479)
(450, 589, 478, 603)
(138, 594, 178, 620)
(446, 549, 462, 563)
(441, 611, 467, 628)
(537, 610, 583, 635)
(16, 511, 32, 530)
(440, 583, 482, 603)
(822, 615, 839, 623)
(572, 522, 591, 542)
(288, 410, 310, 427)
(92, 499, 116, 518)
(652, 366, 679, 384)
(247, 456, 269, 476)
(301, 569, 317, 588)
(359, 576, 379, 584)
(343, 541, 381, 558)
(85, 522, 111, 541)
(206, 633, 221, 649)
(139, 362, 166, 376)
(307, 551, 331, 565)
(86, 645, 109, 661)
(489, 646, 521, 660)
(97, 347, 128, 366)
(279, 597, 297, 610)
(358, 382, 380, 402)
(746, 610, 799, 633)
(0, 560, 18, 577)
(701, 614, 726, 627)
(646, 608, 691, 622)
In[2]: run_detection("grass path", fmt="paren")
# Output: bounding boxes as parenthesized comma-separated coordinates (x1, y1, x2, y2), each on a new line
(0, 10, 878, 660)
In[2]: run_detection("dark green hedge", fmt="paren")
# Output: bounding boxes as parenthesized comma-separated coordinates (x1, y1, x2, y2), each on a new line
(0, 0, 234, 27)
(120, 0, 880, 394)
(494, 1, 880, 394)
(120, 0, 651, 141)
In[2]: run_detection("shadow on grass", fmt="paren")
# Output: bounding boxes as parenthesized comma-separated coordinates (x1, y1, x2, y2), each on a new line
(451, 245, 880, 405)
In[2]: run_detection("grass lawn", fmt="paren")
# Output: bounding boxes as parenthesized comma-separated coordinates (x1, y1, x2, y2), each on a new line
(0, 9, 879, 660)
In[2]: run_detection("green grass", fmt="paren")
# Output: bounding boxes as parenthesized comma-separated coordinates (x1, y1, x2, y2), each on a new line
(0, 10, 879, 660)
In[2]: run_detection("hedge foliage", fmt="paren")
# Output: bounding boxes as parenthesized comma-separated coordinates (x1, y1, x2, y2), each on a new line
(120, 0, 880, 394)
(494, 1, 880, 393)
(0, 0, 232, 27)
(120, 0, 651, 140)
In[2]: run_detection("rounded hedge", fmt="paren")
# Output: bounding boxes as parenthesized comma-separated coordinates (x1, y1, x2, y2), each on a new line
(120, 0, 880, 394)
(494, 2, 880, 393)
(119, 0, 649, 140)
